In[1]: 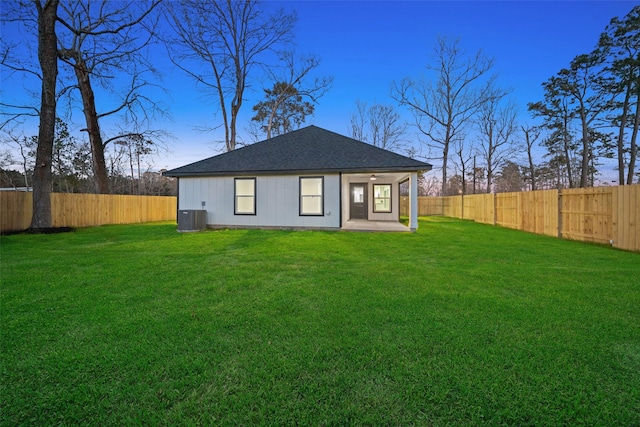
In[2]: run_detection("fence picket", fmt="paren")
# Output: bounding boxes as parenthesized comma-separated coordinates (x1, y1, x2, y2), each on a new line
(1, 192, 177, 233)
(401, 184, 640, 252)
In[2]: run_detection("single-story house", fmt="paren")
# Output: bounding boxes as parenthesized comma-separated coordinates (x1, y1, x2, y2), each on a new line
(163, 125, 432, 231)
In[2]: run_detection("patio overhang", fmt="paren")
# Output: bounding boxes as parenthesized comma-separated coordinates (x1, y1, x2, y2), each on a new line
(340, 171, 420, 232)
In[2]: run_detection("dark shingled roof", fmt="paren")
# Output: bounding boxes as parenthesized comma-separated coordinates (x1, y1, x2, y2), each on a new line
(163, 126, 432, 177)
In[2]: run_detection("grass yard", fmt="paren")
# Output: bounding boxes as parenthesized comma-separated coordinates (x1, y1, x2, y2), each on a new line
(1, 217, 639, 425)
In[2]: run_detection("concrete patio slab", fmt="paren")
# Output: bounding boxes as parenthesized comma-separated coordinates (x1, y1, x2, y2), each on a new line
(342, 220, 410, 232)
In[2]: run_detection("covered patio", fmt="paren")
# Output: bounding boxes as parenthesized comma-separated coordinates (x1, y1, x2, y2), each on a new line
(340, 171, 420, 232)
(342, 219, 410, 232)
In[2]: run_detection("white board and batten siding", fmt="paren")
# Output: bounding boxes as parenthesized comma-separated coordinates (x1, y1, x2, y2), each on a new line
(179, 174, 341, 229)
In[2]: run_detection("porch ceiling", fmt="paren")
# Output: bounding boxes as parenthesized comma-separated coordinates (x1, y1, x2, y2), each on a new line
(343, 172, 410, 182)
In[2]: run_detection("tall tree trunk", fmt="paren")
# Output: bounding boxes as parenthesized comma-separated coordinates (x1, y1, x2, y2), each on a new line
(486, 124, 493, 194)
(73, 56, 110, 193)
(486, 152, 492, 193)
(563, 114, 574, 188)
(228, 79, 243, 150)
(580, 114, 590, 188)
(441, 125, 451, 195)
(266, 97, 285, 140)
(628, 96, 640, 185)
(21, 150, 29, 189)
(136, 148, 143, 194)
(457, 147, 467, 195)
(441, 145, 449, 195)
(31, 0, 59, 229)
(128, 145, 135, 194)
(617, 79, 631, 185)
(525, 131, 536, 191)
(230, 106, 238, 151)
(473, 155, 477, 194)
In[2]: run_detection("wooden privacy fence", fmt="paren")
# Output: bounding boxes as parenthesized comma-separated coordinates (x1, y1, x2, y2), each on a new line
(401, 184, 640, 252)
(1, 192, 177, 233)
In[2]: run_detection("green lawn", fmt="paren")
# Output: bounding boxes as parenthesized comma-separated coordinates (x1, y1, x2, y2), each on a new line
(1, 218, 639, 425)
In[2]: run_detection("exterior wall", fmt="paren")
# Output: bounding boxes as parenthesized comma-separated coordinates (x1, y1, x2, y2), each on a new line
(341, 174, 401, 223)
(178, 174, 340, 229)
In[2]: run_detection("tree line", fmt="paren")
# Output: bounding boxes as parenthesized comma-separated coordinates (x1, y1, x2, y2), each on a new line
(1, 2, 637, 228)
(351, 6, 639, 196)
(0, 118, 177, 196)
(1, 0, 331, 229)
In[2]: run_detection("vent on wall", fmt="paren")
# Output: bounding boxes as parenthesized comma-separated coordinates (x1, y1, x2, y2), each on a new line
(177, 210, 207, 232)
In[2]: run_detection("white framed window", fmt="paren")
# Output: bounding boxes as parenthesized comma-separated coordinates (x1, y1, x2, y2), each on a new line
(300, 177, 324, 216)
(373, 184, 392, 213)
(235, 178, 256, 215)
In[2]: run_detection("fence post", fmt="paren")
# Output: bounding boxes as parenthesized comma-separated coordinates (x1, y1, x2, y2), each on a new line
(557, 189, 563, 239)
(493, 193, 497, 226)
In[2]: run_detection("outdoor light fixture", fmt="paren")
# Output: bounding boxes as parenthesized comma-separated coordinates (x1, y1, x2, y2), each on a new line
(370, 174, 377, 181)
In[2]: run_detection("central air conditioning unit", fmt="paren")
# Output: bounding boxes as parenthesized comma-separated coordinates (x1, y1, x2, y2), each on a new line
(177, 209, 207, 232)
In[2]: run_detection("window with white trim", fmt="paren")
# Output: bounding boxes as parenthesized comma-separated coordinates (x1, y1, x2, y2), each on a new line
(373, 184, 392, 213)
(235, 178, 256, 215)
(300, 177, 323, 216)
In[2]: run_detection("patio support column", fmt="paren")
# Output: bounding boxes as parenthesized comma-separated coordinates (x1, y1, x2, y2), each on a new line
(409, 171, 418, 231)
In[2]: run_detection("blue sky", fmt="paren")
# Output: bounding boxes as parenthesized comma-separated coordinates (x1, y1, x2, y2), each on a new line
(164, 1, 635, 177)
(2, 1, 636, 180)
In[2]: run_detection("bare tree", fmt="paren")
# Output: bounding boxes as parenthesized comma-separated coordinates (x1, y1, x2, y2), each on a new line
(0, 1, 58, 226)
(0, 46, 41, 129)
(521, 124, 541, 190)
(392, 36, 497, 194)
(30, 0, 59, 228)
(349, 101, 367, 143)
(168, 0, 296, 151)
(418, 174, 440, 196)
(115, 134, 154, 194)
(0, 1, 42, 130)
(139, 171, 176, 196)
(0, 149, 18, 188)
(349, 101, 408, 152)
(107, 141, 128, 193)
(1, 128, 36, 188)
(56, 0, 163, 194)
(476, 97, 518, 193)
(452, 137, 473, 194)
